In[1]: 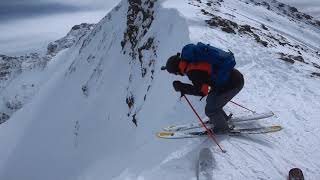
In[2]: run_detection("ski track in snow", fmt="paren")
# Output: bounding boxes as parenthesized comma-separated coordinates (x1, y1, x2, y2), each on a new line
(0, 0, 320, 179)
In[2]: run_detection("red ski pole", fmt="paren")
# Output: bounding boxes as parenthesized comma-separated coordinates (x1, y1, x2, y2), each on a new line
(230, 100, 256, 113)
(183, 95, 226, 153)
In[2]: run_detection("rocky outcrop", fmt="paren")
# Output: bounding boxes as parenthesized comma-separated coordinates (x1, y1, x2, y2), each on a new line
(121, 0, 157, 58)
(0, 113, 9, 125)
(277, 53, 305, 64)
(47, 23, 95, 56)
(121, 0, 158, 126)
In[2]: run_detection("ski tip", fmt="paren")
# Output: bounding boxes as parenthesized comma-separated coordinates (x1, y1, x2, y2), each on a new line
(157, 132, 175, 138)
(163, 125, 175, 131)
(264, 111, 275, 117)
(272, 125, 283, 131)
(264, 125, 283, 134)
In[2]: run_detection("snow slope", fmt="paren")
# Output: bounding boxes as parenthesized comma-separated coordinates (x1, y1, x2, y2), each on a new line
(0, 0, 320, 179)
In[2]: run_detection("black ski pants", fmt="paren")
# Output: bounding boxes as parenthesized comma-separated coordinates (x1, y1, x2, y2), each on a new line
(205, 69, 244, 131)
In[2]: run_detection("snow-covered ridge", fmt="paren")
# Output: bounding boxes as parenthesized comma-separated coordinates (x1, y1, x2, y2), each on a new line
(0, 0, 319, 179)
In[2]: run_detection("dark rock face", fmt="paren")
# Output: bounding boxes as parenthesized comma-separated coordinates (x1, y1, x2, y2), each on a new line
(126, 94, 135, 109)
(0, 113, 9, 125)
(0, 52, 51, 82)
(201, 9, 268, 47)
(278, 53, 306, 64)
(121, 0, 156, 59)
(312, 63, 320, 69)
(121, 0, 158, 126)
(6, 100, 23, 111)
(203, 9, 238, 34)
(261, 24, 269, 30)
(311, 72, 320, 77)
(0, 55, 22, 80)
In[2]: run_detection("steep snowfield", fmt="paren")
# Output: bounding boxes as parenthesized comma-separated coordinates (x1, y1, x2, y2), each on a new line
(0, 0, 320, 179)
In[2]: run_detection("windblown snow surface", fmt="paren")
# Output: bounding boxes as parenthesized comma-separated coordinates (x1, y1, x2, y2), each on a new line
(0, 0, 320, 179)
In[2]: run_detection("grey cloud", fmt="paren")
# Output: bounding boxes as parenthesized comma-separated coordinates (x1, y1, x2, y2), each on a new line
(0, 0, 118, 9)
(0, 0, 119, 22)
(0, 3, 86, 21)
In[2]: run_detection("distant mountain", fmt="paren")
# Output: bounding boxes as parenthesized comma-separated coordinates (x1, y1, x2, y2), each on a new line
(0, 23, 95, 124)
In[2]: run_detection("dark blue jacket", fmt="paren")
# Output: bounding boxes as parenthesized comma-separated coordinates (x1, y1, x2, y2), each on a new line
(181, 42, 236, 87)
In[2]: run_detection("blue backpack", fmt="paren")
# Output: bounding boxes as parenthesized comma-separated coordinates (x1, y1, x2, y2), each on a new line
(181, 42, 236, 87)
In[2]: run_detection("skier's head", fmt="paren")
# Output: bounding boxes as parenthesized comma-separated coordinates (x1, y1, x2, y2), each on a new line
(161, 53, 182, 75)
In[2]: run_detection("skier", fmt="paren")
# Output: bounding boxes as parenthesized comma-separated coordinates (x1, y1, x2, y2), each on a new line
(161, 42, 244, 133)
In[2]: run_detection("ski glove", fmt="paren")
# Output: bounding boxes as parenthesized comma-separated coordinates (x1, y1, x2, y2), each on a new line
(173, 81, 186, 97)
(173, 81, 207, 97)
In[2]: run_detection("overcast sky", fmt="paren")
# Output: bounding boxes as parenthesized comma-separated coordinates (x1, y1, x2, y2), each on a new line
(0, 0, 120, 55)
(0, 0, 117, 10)
(0, 0, 317, 21)
(0, 0, 120, 22)
(0, 0, 319, 55)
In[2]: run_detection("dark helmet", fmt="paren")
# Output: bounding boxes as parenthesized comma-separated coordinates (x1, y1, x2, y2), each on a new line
(161, 53, 181, 74)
